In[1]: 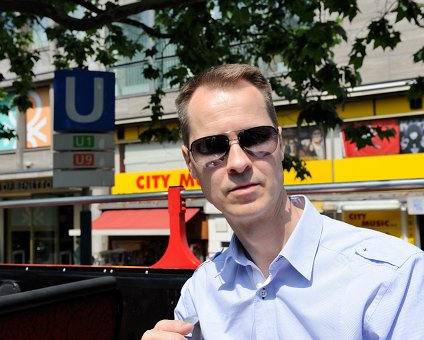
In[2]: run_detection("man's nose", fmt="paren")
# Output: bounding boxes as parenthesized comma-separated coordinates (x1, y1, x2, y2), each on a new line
(226, 139, 252, 173)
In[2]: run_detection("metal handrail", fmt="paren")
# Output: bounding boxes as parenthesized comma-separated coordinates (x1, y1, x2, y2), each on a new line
(0, 190, 203, 209)
(0, 178, 423, 209)
(284, 178, 424, 194)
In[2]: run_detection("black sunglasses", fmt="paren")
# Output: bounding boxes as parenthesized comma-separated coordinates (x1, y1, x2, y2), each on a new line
(189, 125, 279, 168)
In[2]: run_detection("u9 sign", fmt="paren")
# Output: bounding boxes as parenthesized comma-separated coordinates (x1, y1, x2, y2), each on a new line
(73, 153, 94, 166)
(53, 69, 115, 132)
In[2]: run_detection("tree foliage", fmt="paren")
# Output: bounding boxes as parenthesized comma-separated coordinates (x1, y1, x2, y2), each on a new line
(0, 0, 423, 179)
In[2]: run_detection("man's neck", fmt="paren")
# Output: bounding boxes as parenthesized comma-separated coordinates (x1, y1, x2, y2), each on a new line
(231, 196, 304, 277)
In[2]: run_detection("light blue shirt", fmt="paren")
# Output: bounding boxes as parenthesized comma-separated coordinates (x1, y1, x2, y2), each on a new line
(175, 195, 424, 339)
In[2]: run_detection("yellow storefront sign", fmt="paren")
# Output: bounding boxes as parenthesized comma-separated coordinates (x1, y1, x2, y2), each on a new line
(342, 210, 416, 244)
(112, 169, 201, 194)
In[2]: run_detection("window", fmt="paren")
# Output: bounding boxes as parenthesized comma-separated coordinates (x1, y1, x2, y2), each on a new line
(112, 11, 180, 97)
(31, 17, 50, 50)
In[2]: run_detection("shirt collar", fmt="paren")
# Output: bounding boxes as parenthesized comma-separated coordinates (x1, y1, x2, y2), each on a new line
(280, 195, 323, 281)
(228, 235, 251, 266)
(218, 195, 323, 282)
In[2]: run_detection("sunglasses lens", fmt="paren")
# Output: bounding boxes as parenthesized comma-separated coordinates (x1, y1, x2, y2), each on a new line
(240, 126, 278, 157)
(190, 126, 278, 168)
(191, 135, 229, 167)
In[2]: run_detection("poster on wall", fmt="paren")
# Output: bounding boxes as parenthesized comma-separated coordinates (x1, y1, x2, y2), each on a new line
(26, 87, 51, 148)
(0, 87, 51, 151)
(399, 116, 424, 154)
(282, 125, 326, 160)
(341, 118, 400, 157)
(281, 127, 299, 157)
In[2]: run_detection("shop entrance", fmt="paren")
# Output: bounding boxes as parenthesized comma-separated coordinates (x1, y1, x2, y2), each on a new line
(5, 205, 74, 264)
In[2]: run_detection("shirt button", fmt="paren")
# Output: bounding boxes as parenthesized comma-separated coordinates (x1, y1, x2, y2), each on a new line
(259, 288, 267, 299)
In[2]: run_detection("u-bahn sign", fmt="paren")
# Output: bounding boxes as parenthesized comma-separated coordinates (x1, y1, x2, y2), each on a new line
(54, 69, 115, 132)
(53, 69, 115, 188)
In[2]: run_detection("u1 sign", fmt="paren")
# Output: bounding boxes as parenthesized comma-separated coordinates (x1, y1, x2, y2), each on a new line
(54, 69, 115, 132)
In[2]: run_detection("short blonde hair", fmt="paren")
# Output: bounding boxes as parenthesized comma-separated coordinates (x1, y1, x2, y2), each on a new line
(176, 64, 278, 146)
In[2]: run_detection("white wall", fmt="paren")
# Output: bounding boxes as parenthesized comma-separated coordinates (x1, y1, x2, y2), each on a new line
(124, 142, 187, 172)
(203, 202, 233, 258)
(334, 0, 424, 85)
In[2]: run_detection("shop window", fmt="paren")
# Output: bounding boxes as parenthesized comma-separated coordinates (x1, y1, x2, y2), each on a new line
(100, 236, 168, 266)
(5, 205, 74, 264)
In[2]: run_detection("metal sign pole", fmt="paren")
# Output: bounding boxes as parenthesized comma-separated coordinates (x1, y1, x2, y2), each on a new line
(53, 69, 116, 265)
(80, 187, 92, 265)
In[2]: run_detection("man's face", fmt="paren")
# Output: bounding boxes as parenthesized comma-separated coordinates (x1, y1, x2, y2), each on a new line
(312, 129, 322, 143)
(181, 80, 285, 223)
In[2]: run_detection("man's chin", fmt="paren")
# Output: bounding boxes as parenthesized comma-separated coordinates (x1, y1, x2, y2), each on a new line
(221, 201, 266, 220)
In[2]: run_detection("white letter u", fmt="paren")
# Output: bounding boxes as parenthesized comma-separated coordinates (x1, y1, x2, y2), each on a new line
(65, 77, 104, 123)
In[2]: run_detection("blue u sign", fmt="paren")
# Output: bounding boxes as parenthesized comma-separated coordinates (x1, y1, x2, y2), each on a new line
(54, 69, 115, 132)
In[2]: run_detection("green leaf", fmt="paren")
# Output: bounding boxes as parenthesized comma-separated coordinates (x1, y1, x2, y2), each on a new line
(282, 154, 311, 181)
(393, 0, 423, 24)
(413, 46, 424, 63)
(143, 64, 160, 80)
(407, 76, 424, 100)
(145, 46, 158, 58)
(139, 126, 180, 144)
(324, 0, 359, 21)
(349, 38, 366, 69)
(298, 100, 343, 131)
(366, 18, 401, 50)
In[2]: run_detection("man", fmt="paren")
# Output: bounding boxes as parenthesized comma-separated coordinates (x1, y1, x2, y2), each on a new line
(142, 64, 424, 339)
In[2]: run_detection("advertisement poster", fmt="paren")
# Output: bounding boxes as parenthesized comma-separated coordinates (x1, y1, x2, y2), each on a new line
(281, 127, 299, 157)
(282, 125, 326, 160)
(399, 116, 424, 154)
(26, 87, 51, 148)
(341, 118, 400, 157)
(0, 87, 51, 151)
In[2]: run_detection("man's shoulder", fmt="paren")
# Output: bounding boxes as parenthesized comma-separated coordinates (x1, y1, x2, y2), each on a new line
(321, 215, 423, 269)
(192, 247, 231, 273)
(353, 234, 423, 269)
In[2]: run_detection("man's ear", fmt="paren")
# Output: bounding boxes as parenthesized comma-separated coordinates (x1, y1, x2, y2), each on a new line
(278, 125, 283, 137)
(181, 145, 198, 179)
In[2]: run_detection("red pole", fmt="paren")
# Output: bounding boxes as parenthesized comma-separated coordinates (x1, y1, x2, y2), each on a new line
(151, 187, 201, 269)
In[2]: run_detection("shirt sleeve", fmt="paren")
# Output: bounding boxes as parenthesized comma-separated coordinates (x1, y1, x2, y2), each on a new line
(365, 251, 424, 338)
(174, 276, 197, 321)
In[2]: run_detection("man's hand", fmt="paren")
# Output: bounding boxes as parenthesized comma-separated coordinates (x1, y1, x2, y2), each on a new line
(141, 319, 194, 339)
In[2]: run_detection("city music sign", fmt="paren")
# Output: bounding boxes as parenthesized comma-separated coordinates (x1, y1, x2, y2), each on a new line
(112, 169, 201, 194)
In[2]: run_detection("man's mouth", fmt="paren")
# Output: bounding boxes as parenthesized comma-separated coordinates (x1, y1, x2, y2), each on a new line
(229, 183, 258, 194)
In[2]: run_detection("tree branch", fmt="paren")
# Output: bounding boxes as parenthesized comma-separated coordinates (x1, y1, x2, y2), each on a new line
(0, 0, 204, 31)
(118, 18, 171, 39)
(68, 0, 102, 15)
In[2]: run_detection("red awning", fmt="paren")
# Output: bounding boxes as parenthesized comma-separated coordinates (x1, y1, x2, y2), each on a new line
(69, 208, 199, 236)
